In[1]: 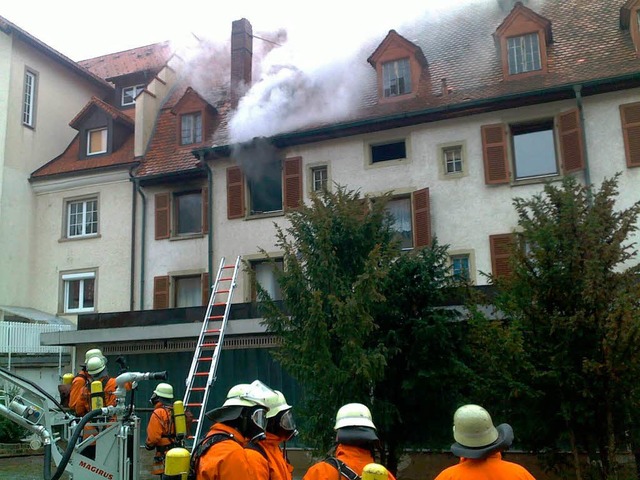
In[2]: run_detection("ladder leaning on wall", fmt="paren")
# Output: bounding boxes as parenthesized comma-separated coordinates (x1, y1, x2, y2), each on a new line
(182, 255, 241, 451)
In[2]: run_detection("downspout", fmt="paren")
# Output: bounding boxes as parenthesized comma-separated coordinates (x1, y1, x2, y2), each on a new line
(203, 157, 213, 295)
(573, 84, 592, 195)
(134, 178, 147, 309)
(128, 167, 137, 311)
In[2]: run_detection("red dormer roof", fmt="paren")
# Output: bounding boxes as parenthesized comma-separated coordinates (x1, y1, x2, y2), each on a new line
(69, 96, 135, 130)
(367, 30, 428, 68)
(495, 1, 553, 44)
(79, 42, 173, 81)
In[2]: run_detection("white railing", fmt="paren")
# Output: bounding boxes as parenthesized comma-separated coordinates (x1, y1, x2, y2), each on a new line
(0, 321, 73, 354)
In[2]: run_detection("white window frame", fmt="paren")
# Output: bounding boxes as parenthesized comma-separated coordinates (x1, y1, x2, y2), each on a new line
(61, 271, 96, 313)
(180, 112, 203, 145)
(507, 33, 542, 75)
(448, 250, 476, 284)
(385, 196, 413, 250)
(244, 254, 284, 302)
(66, 197, 99, 238)
(121, 84, 145, 106)
(23, 70, 37, 127)
(366, 138, 409, 168)
(87, 128, 108, 155)
(310, 165, 329, 193)
(173, 190, 203, 236)
(173, 274, 202, 308)
(510, 120, 558, 180)
(382, 58, 411, 97)
(437, 141, 468, 180)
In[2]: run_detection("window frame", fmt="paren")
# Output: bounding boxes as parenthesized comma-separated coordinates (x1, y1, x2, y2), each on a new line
(506, 33, 542, 76)
(310, 164, 329, 193)
(121, 84, 145, 106)
(65, 196, 99, 239)
(438, 141, 467, 179)
(173, 274, 203, 308)
(510, 119, 559, 180)
(366, 138, 409, 168)
(382, 58, 412, 98)
(87, 127, 108, 156)
(22, 69, 37, 127)
(246, 256, 284, 303)
(173, 190, 203, 237)
(180, 112, 203, 146)
(248, 160, 283, 216)
(385, 195, 414, 250)
(448, 250, 476, 284)
(60, 270, 97, 314)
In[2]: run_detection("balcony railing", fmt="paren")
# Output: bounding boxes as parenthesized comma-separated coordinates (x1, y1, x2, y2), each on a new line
(0, 321, 73, 354)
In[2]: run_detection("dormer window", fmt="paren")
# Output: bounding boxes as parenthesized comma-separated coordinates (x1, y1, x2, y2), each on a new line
(122, 84, 144, 106)
(181, 112, 202, 145)
(383, 58, 412, 97)
(507, 33, 541, 75)
(87, 128, 107, 155)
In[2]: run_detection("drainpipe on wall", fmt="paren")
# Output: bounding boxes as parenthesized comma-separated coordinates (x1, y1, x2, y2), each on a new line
(573, 84, 593, 202)
(134, 178, 147, 309)
(128, 167, 137, 311)
(203, 158, 213, 295)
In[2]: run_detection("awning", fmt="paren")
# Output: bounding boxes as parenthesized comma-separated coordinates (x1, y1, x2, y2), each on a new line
(0, 305, 75, 326)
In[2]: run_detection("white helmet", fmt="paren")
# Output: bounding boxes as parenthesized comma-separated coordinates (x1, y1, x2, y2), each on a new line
(452, 404, 499, 448)
(153, 383, 174, 399)
(334, 403, 376, 430)
(87, 356, 106, 376)
(85, 348, 107, 364)
(222, 381, 270, 408)
(264, 390, 292, 419)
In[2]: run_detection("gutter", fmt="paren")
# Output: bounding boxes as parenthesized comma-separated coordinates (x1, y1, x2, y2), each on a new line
(134, 178, 147, 309)
(196, 72, 640, 157)
(572, 84, 593, 203)
(128, 166, 137, 311)
(203, 157, 214, 298)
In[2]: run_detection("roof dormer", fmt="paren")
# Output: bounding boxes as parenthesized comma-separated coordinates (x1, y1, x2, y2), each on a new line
(368, 30, 428, 103)
(621, 0, 640, 56)
(494, 1, 553, 80)
(171, 87, 218, 148)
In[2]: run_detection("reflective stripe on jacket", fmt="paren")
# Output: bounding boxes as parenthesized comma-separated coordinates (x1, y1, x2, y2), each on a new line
(302, 444, 396, 480)
(196, 422, 257, 480)
(434, 452, 537, 480)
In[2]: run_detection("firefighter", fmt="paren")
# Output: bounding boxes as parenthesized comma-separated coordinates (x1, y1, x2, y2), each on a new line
(245, 389, 297, 480)
(69, 348, 107, 416)
(193, 380, 272, 480)
(145, 382, 176, 476)
(434, 404, 536, 480)
(302, 403, 396, 480)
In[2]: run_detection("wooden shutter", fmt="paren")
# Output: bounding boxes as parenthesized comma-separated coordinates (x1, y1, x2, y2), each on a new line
(490, 234, 514, 279)
(202, 186, 209, 233)
(558, 108, 585, 173)
(481, 124, 510, 184)
(283, 156, 302, 211)
(201, 272, 210, 306)
(153, 275, 170, 309)
(154, 193, 170, 240)
(227, 166, 245, 219)
(413, 187, 431, 248)
(620, 102, 640, 168)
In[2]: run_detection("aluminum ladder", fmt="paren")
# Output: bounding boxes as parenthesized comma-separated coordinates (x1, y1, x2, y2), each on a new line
(183, 256, 241, 450)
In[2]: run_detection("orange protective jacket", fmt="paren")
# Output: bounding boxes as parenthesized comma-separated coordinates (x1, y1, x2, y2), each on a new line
(69, 372, 91, 416)
(146, 402, 175, 450)
(302, 444, 396, 480)
(434, 452, 537, 480)
(195, 422, 257, 480)
(245, 432, 294, 480)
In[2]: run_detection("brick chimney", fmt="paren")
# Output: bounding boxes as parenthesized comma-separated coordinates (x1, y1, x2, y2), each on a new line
(230, 18, 253, 109)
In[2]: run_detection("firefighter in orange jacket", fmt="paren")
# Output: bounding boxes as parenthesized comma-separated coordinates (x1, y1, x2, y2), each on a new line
(245, 389, 297, 480)
(69, 348, 107, 416)
(303, 403, 396, 480)
(193, 381, 272, 480)
(145, 383, 176, 475)
(434, 404, 536, 480)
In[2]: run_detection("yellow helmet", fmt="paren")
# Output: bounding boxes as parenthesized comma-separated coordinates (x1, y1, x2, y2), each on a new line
(153, 383, 174, 399)
(334, 403, 376, 430)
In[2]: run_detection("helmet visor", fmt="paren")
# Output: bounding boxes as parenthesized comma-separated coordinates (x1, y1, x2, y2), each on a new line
(252, 408, 267, 431)
(279, 410, 296, 431)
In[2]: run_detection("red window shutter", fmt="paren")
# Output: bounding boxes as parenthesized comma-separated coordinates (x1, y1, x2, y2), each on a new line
(481, 124, 510, 184)
(412, 188, 431, 248)
(490, 234, 515, 279)
(202, 186, 209, 233)
(226, 166, 245, 219)
(154, 193, 170, 240)
(558, 108, 585, 173)
(201, 272, 210, 306)
(620, 102, 640, 168)
(283, 156, 302, 211)
(153, 275, 170, 309)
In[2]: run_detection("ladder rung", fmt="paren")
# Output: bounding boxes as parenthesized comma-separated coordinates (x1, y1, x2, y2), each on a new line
(205, 328, 221, 333)
(190, 388, 206, 391)
(220, 277, 232, 281)
(222, 265, 234, 269)
(215, 289, 230, 294)
(185, 403, 202, 407)
(213, 302, 226, 307)
(198, 357, 213, 361)
(202, 342, 217, 347)
(208, 316, 223, 320)
(194, 372, 209, 376)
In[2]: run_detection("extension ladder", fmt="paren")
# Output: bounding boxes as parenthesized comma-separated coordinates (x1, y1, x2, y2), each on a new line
(183, 256, 241, 450)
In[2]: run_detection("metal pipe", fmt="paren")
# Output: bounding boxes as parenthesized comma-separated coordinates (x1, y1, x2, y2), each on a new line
(134, 179, 147, 309)
(204, 159, 214, 296)
(573, 84, 592, 193)
(129, 167, 137, 311)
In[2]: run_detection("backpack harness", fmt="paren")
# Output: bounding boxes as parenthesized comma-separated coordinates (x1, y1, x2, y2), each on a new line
(188, 432, 239, 480)
(324, 456, 361, 480)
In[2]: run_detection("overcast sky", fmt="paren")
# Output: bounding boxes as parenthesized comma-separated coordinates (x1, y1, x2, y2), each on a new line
(2, 0, 480, 61)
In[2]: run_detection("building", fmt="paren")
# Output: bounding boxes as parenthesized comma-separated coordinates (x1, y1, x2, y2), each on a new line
(25, 0, 640, 407)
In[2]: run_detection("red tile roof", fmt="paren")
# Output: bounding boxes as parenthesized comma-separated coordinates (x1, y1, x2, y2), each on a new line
(69, 96, 135, 130)
(79, 42, 173, 81)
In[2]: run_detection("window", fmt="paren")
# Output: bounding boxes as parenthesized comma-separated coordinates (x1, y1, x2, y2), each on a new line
(371, 140, 406, 164)
(174, 191, 202, 235)
(122, 84, 144, 106)
(250, 259, 284, 301)
(507, 33, 541, 75)
(511, 120, 557, 179)
(87, 128, 107, 155)
(23, 70, 37, 127)
(386, 197, 413, 250)
(443, 146, 463, 174)
(311, 165, 328, 192)
(175, 275, 202, 308)
(451, 255, 470, 280)
(67, 198, 98, 238)
(249, 161, 283, 215)
(62, 271, 95, 313)
(382, 59, 411, 97)
(181, 113, 203, 145)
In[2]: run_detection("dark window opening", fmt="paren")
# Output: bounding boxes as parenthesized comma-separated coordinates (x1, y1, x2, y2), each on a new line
(249, 162, 283, 214)
(371, 141, 406, 163)
(511, 120, 557, 179)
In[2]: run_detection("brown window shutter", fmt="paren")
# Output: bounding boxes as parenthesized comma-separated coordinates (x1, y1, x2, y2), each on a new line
(201, 272, 210, 306)
(490, 234, 515, 279)
(283, 156, 302, 211)
(153, 275, 170, 309)
(412, 187, 431, 248)
(154, 193, 170, 240)
(202, 186, 209, 233)
(620, 102, 640, 168)
(481, 124, 510, 184)
(558, 108, 585, 173)
(226, 166, 245, 219)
